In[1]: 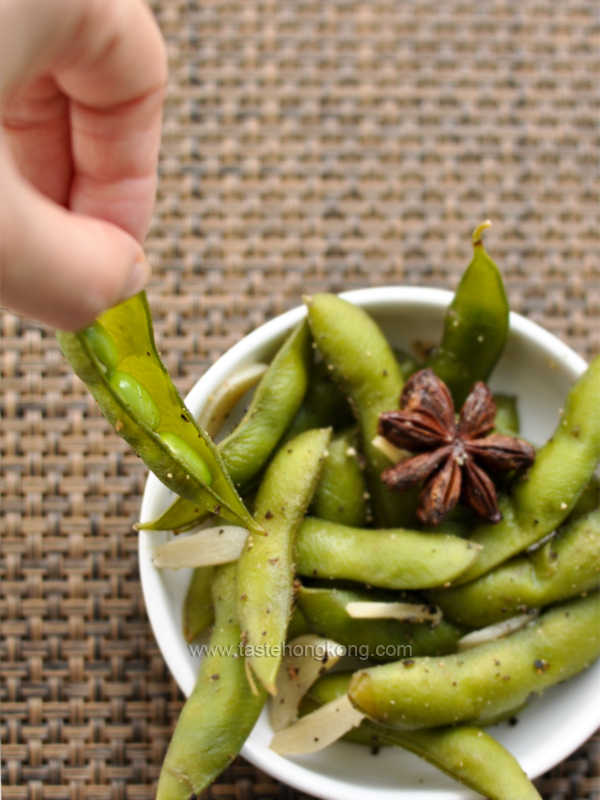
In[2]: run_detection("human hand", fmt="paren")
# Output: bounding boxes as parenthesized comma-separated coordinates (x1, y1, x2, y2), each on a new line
(0, 0, 167, 330)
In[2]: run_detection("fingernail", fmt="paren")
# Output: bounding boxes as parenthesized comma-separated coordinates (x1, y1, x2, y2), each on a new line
(121, 257, 150, 301)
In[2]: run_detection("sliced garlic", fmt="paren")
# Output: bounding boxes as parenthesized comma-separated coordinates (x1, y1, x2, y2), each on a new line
(270, 635, 344, 732)
(198, 363, 268, 438)
(346, 601, 442, 625)
(270, 694, 364, 755)
(457, 611, 539, 652)
(152, 525, 248, 569)
(371, 435, 410, 463)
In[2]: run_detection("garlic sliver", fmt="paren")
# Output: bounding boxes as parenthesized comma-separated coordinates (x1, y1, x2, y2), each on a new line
(152, 525, 248, 569)
(346, 601, 442, 625)
(270, 695, 364, 755)
(371, 435, 410, 463)
(198, 363, 268, 438)
(270, 635, 344, 732)
(457, 611, 539, 652)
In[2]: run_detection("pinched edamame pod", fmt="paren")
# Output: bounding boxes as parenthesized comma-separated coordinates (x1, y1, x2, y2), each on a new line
(82, 320, 119, 374)
(349, 593, 600, 730)
(298, 585, 466, 663)
(437, 508, 600, 628)
(237, 428, 332, 693)
(425, 221, 509, 407)
(294, 517, 481, 589)
(452, 355, 600, 585)
(493, 393, 520, 436)
(310, 428, 368, 527)
(156, 563, 266, 799)
(300, 673, 541, 800)
(183, 566, 214, 643)
(58, 293, 260, 533)
(306, 293, 418, 527)
(139, 320, 312, 532)
(283, 359, 354, 442)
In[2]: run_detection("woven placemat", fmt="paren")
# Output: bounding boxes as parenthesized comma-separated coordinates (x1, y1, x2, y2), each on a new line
(2, 0, 599, 797)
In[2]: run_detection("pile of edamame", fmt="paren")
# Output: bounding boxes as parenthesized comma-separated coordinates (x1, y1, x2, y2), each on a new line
(58, 223, 600, 800)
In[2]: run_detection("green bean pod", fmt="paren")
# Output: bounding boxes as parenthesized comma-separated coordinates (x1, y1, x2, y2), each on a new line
(425, 222, 510, 407)
(437, 508, 600, 628)
(310, 428, 368, 527)
(297, 585, 466, 662)
(306, 293, 419, 528)
(283, 359, 354, 442)
(294, 517, 480, 590)
(349, 593, 600, 730)
(300, 673, 541, 800)
(237, 428, 332, 694)
(138, 320, 312, 532)
(156, 563, 267, 799)
(57, 293, 261, 533)
(183, 565, 215, 643)
(452, 355, 600, 585)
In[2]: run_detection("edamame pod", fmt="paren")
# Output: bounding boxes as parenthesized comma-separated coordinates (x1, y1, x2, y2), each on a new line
(138, 320, 312, 532)
(294, 517, 481, 590)
(452, 355, 600, 585)
(58, 293, 260, 533)
(349, 593, 600, 730)
(237, 428, 332, 693)
(156, 563, 266, 799)
(182, 565, 214, 643)
(437, 508, 600, 628)
(310, 428, 368, 527)
(425, 222, 510, 407)
(306, 293, 418, 527)
(283, 359, 354, 442)
(298, 585, 466, 663)
(300, 673, 541, 799)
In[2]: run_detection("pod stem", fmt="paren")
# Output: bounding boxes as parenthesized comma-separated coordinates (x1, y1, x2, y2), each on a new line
(472, 220, 492, 247)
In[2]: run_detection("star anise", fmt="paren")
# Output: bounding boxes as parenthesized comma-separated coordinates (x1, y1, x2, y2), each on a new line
(378, 369, 536, 526)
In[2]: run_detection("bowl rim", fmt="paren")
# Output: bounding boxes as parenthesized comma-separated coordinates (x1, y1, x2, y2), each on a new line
(139, 286, 594, 800)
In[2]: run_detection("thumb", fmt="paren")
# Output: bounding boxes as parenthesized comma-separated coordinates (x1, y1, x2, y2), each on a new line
(0, 149, 150, 331)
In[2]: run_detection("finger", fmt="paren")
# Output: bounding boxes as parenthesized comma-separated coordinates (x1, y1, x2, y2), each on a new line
(0, 0, 167, 240)
(0, 147, 150, 331)
(1, 76, 71, 205)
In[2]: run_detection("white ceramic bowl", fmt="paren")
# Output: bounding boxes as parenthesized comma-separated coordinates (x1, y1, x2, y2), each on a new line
(139, 287, 599, 800)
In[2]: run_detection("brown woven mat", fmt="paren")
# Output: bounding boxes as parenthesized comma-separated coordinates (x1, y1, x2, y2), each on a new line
(2, 0, 599, 797)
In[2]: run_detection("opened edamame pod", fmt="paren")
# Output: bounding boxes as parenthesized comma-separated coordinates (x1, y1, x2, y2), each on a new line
(58, 293, 261, 533)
